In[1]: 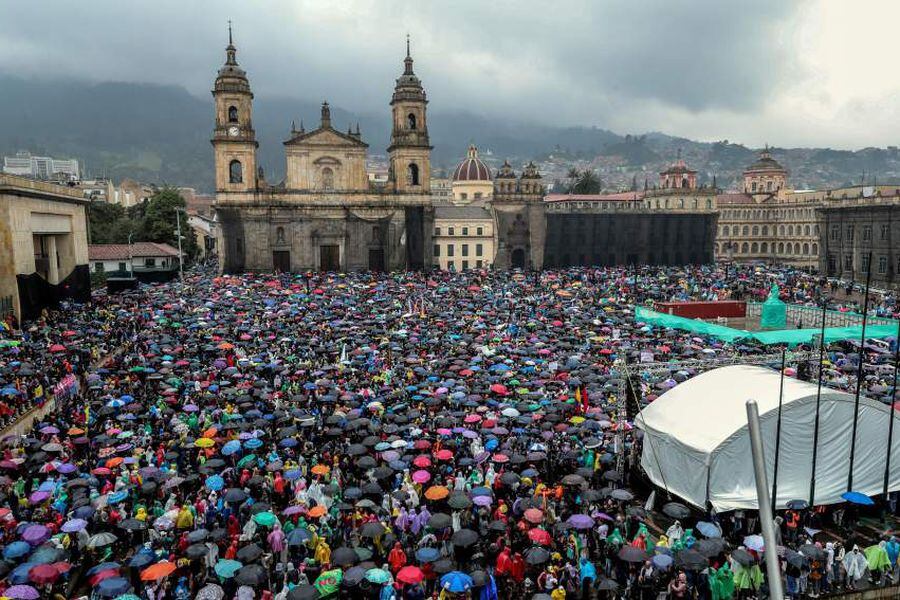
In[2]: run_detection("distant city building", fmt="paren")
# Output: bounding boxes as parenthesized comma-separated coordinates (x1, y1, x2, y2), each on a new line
(432, 206, 494, 271)
(2, 151, 80, 182)
(188, 213, 219, 260)
(0, 174, 90, 321)
(77, 178, 153, 208)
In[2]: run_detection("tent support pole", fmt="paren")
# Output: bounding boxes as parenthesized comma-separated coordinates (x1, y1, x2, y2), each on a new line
(747, 399, 785, 600)
(810, 296, 828, 506)
(883, 317, 900, 502)
(848, 252, 872, 492)
(771, 348, 786, 514)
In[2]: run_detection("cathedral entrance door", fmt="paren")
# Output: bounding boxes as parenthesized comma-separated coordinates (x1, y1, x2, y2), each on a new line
(272, 250, 291, 272)
(368, 248, 385, 272)
(319, 245, 340, 272)
(511, 248, 527, 269)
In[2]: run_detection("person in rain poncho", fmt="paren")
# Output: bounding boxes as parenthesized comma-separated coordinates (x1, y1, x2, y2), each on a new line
(710, 563, 734, 600)
(666, 520, 683, 543)
(865, 541, 891, 584)
(314, 538, 331, 566)
(886, 537, 900, 584)
(732, 552, 763, 593)
(844, 545, 867, 590)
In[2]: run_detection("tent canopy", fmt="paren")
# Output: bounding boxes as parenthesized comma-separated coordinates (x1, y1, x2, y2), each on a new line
(635, 365, 900, 512)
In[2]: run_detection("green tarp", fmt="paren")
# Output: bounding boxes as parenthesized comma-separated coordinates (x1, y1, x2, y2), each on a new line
(635, 306, 898, 347)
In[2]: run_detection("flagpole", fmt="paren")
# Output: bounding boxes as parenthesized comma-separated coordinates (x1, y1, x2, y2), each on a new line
(771, 347, 786, 513)
(809, 294, 828, 506)
(848, 251, 873, 492)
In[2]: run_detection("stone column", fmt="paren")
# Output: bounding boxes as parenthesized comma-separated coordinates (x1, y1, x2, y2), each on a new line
(47, 235, 59, 284)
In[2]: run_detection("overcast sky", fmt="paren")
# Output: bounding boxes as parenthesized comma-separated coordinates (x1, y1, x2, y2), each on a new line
(2, 0, 898, 149)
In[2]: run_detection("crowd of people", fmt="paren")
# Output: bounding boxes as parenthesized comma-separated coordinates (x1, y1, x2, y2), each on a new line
(0, 264, 898, 600)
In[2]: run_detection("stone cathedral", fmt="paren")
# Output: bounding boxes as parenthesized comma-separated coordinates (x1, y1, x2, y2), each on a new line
(212, 33, 437, 273)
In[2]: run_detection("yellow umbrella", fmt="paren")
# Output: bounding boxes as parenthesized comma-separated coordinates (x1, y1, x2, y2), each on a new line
(194, 438, 215, 448)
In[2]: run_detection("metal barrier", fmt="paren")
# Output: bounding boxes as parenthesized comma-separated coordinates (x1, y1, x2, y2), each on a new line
(747, 302, 896, 328)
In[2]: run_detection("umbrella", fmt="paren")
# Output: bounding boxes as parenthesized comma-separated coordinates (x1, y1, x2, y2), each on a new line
(214, 559, 243, 578)
(841, 491, 875, 505)
(451, 528, 479, 547)
(415, 547, 440, 563)
(313, 569, 343, 596)
(742, 535, 764, 552)
(731, 548, 756, 566)
(674, 549, 708, 570)
(696, 521, 721, 539)
(196, 583, 226, 600)
(396, 565, 425, 584)
(140, 562, 177, 581)
(5, 585, 40, 600)
(95, 577, 132, 598)
(661, 502, 691, 520)
(524, 547, 550, 565)
(365, 568, 392, 584)
(234, 564, 267, 586)
(618, 546, 648, 563)
(440, 571, 474, 593)
(567, 514, 594, 530)
(288, 585, 321, 600)
(331, 547, 359, 567)
(235, 544, 263, 563)
(87, 532, 118, 548)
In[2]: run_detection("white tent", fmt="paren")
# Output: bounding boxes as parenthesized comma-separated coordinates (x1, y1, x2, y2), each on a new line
(635, 365, 900, 512)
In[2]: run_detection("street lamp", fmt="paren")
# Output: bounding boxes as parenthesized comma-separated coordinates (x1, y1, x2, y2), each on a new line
(175, 208, 184, 282)
(128, 231, 134, 278)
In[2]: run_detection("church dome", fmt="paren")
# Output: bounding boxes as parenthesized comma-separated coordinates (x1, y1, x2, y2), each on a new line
(452, 145, 492, 182)
(745, 147, 786, 173)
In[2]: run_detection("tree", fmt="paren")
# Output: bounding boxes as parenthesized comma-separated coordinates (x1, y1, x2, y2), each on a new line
(565, 169, 602, 194)
(138, 188, 199, 260)
(88, 202, 134, 244)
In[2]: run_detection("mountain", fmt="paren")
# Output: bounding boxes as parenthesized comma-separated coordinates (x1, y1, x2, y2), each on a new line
(2, 75, 899, 192)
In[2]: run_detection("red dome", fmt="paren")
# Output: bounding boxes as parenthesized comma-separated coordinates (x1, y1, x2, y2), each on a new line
(452, 145, 492, 182)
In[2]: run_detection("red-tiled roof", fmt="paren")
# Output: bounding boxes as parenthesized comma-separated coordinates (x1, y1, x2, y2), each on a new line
(89, 242, 180, 261)
(544, 192, 644, 202)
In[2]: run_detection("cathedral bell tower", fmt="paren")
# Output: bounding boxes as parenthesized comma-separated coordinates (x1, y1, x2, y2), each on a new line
(388, 37, 432, 194)
(211, 23, 258, 192)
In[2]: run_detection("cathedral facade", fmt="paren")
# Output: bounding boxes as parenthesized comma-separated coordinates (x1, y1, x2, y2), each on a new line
(212, 34, 434, 273)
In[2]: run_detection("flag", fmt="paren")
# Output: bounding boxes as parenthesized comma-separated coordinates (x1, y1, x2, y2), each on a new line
(581, 386, 589, 413)
(84, 405, 90, 426)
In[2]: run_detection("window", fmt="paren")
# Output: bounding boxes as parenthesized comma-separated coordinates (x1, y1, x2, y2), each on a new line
(118, 262, 127, 272)
(229, 160, 242, 183)
(752, 226, 759, 236)
(863, 225, 872, 241)
(447, 244, 454, 257)
(706, 199, 712, 209)
(462, 227, 469, 236)
(462, 260, 469, 270)
(476, 227, 483, 236)
(407, 163, 420, 186)
(460, 193, 467, 200)
(812, 243, 817, 254)
(742, 225, 749, 235)
(751, 182, 758, 192)
(827, 254, 836, 273)
(434, 227, 441, 236)
(778, 242, 784, 253)
(322, 167, 334, 191)
(448, 227, 455, 236)
(228, 106, 239, 123)
(802, 243, 809, 255)
(766, 181, 772, 191)
(861, 254, 870, 273)
(804, 225, 811, 236)
(788, 225, 794, 236)
(371, 226, 380, 240)
(741, 242, 749, 253)
(678, 199, 684, 209)
(433, 244, 440, 257)
(879, 255, 888, 274)
(476, 260, 483, 268)
(882, 224, 890, 240)
(844, 254, 853, 270)
(830, 225, 840, 241)
(462, 244, 469, 257)
(276, 226, 286, 244)
(407, 113, 417, 130)
(476, 243, 483, 257)
(846, 225, 854, 241)
(474, 193, 482, 199)
(145, 258, 156, 267)
(692, 198, 698, 209)
(761, 242, 768, 253)
(751, 242, 758, 253)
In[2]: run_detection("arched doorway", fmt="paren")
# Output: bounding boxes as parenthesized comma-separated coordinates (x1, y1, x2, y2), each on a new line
(511, 248, 526, 269)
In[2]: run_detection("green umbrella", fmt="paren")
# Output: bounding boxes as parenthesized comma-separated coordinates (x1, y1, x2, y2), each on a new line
(253, 511, 278, 527)
(237, 454, 257, 468)
(114, 595, 142, 600)
(314, 569, 343, 596)
(365, 568, 392, 584)
(214, 559, 243, 578)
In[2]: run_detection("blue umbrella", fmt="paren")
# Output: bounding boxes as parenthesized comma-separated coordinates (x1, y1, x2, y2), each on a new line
(108, 490, 128, 504)
(8, 562, 37, 584)
(415, 547, 440, 563)
(279, 438, 298, 448)
(841, 491, 875, 506)
(244, 438, 263, 450)
(284, 469, 302, 481)
(87, 562, 122, 576)
(128, 548, 157, 568)
(3, 541, 31, 560)
(205, 475, 225, 491)
(440, 571, 473, 593)
(120, 395, 134, 403)
(286, 528, 311, 546)
(222, 440, 241, 456)
(1, 387, 21, 396)
(215, 559, 243, 578)
(95, 577, 132, 598)
(652, 554, 674, 570)
(696, 521, 721, 539)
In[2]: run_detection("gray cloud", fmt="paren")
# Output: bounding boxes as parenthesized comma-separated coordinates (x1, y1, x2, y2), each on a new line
(1, 0, 896, 148)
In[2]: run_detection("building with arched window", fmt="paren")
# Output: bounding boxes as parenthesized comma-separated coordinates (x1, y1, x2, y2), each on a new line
(213, 30, 437, 273)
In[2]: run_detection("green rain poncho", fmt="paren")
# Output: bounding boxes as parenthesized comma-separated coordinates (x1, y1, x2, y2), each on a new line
(710, 564, 735, 600)
(865, 543, 891, 572)
(733, 563, 763, 591)
(607, 528, 625, 546)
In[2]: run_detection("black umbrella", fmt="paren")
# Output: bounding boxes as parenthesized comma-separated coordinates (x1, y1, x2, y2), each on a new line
(332, 547, 359, 566)
(448, 493, 473, 510)
(185, 543, 209, 560)
(451, 528, 479, 547)
(235, 564, 267, 586)
(427, 513, 452, 529)
(694, 538, 727, 557)
(731, 548, 756, 566)
(235, 543, 263, 563)
(661, 502, 691, 520)
(524, 546, 550, 565)
(618, 546, 649, 563)
(224, 488, 248, 503)
(119, 518, 147, 531)
(359, 522, 386, 538)
(596, 579, 619, 591)
(288, 585, 320, 600)
(432, 559, 455, 574)
(674, 549, 708, 570)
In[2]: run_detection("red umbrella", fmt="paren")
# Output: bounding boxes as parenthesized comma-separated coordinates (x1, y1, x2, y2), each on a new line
(413, 456, 431, 468)
(489, 384, 509, 396)
(434, 449, 454, 461)
(396, 566, 424, 584)
(49, 344, 66, 353)
(524, 508, 544, 524)
(29, 564, 60, 585)
(528, 528, 552, 545)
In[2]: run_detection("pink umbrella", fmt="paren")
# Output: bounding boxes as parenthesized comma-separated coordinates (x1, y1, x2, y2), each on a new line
(412, 470, 431, 484)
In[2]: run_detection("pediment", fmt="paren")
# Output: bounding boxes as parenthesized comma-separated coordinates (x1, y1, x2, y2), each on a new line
(284, 126, 368, 148)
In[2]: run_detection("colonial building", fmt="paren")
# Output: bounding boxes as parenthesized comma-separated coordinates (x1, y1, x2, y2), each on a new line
(818, 192, 900, 289)
(643, 153, 717, 213)
(0, 174, 90, 321)
(213, 32, 434, 272)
